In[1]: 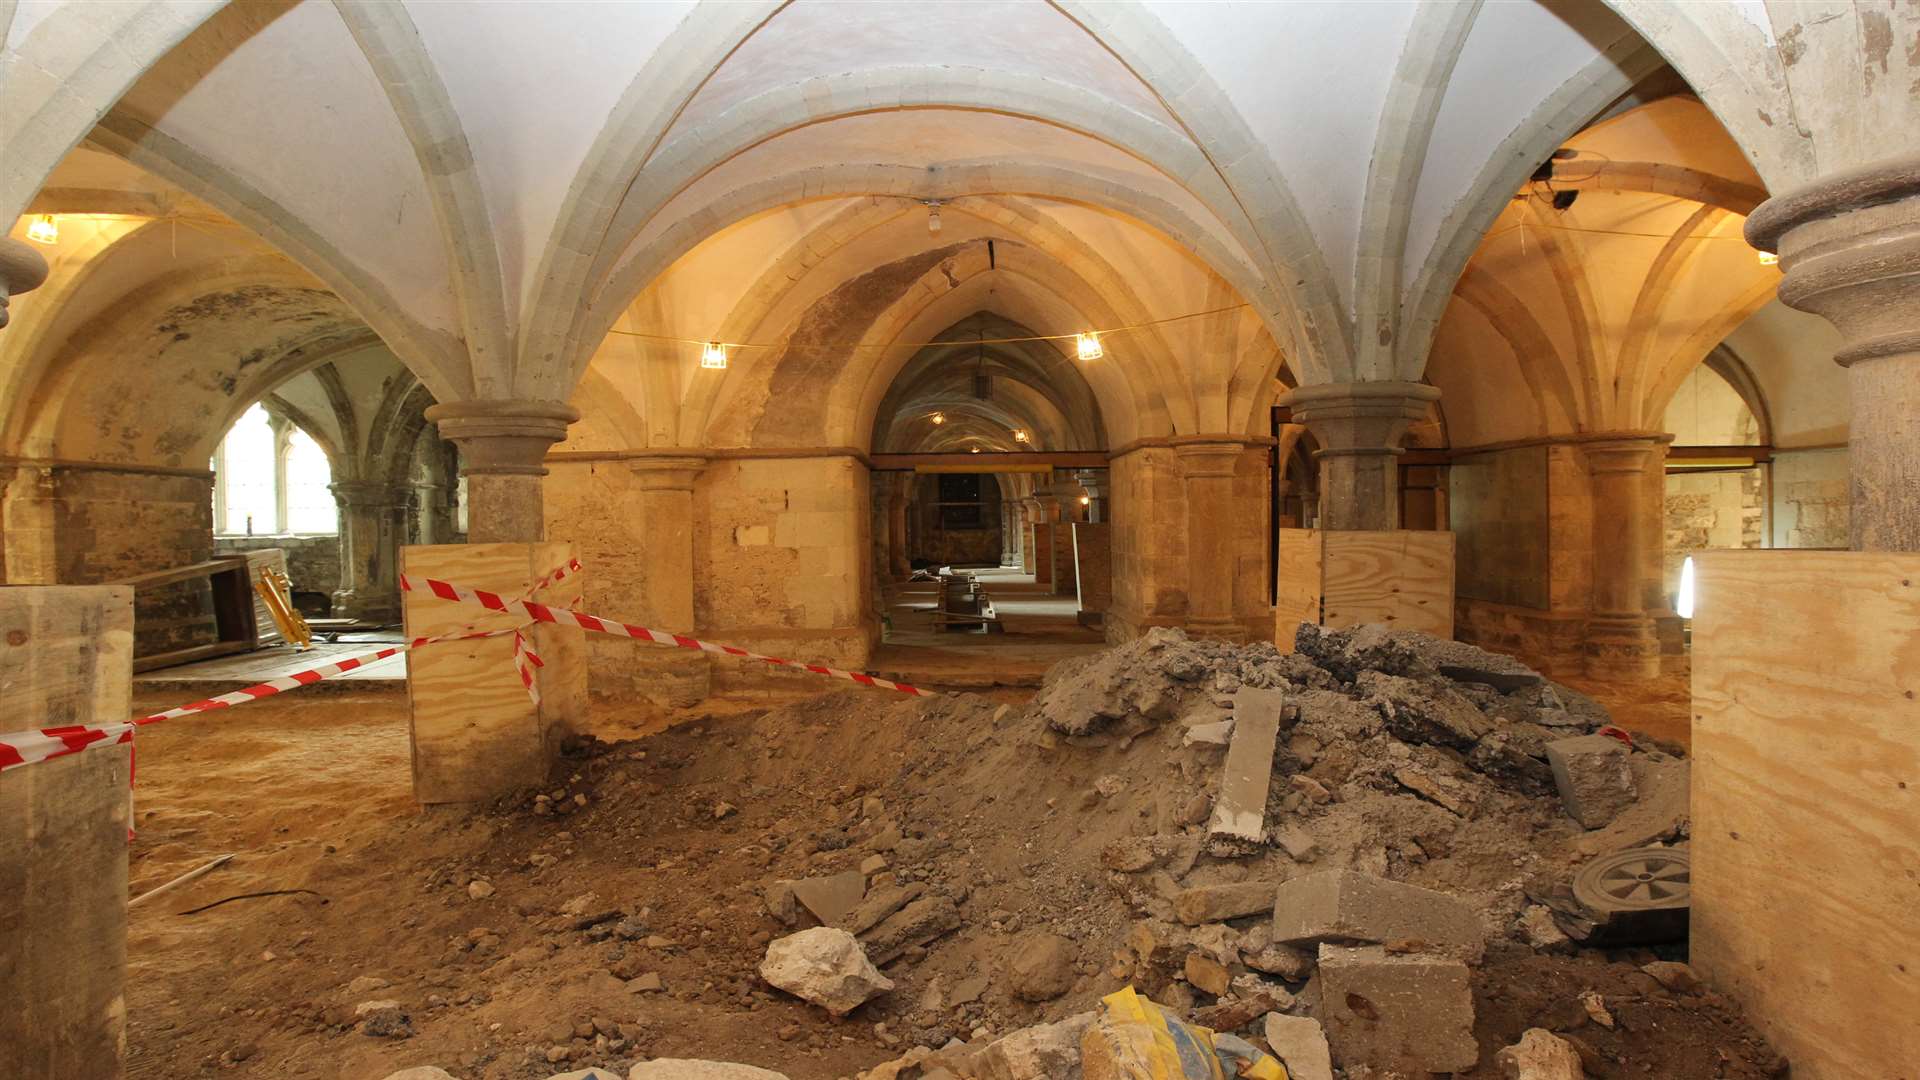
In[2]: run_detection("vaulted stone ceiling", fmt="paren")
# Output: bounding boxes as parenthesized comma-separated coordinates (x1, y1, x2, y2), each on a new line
(4, 0, 1914, 463)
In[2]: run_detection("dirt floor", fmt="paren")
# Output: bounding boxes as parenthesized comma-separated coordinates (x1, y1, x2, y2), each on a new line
(121, 644, 1742, 1080)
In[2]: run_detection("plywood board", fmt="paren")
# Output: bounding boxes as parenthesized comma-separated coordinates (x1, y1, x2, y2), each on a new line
(1274, 528, 1325, 652)
(402, 543, 585, 805)
(0, 586, 133, 1080)
(1691, 551, 1920, 1079)
(1320, 530, 1455, 637)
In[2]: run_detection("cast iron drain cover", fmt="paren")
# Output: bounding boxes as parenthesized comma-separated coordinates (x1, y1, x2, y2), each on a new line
(1574, 847, 1691, 913)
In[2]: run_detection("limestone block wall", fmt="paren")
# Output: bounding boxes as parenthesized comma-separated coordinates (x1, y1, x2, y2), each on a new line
(544, 461, 651, 698)
(695, 456, 878, 691)
(1662, 469, 1762, 603)
(1769, 448, 1848, 548)
(4, 466, 215, 655)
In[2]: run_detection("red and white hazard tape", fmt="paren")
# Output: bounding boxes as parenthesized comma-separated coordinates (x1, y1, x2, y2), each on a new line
(399, 571, 931, 697)
(0, 556, 926, 776)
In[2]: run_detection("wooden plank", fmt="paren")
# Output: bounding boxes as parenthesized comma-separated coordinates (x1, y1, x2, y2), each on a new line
(111, 556, 249, 591)
(1208, 687, 1286, 847)
(0, 586, 133, 1080)
(401, 543, 585, 805)
(1274, 528, 1324, 653)
(1321, 530, 1455, 637)
(130, 639, 253, 674)
(1691, 551, 1920, 1080)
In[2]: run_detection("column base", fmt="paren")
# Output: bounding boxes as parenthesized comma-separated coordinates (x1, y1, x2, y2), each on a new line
(1582, 613, 1661, 680)
(1185, 617, 1251, 643)
(620, 648, 711, 708)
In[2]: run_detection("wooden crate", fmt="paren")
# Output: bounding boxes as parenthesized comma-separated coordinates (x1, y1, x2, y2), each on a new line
(0, 586, 134, 1080)
(1275, 529, 1455, 649)
(401, 543, 586, 805)
(1691, 551, 1920, 1079)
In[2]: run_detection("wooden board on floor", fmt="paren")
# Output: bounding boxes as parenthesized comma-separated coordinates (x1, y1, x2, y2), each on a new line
(1275, 529, 1455, 650)
(0, 586, 134, 1080)
(1690, 551, 1920, 1079)
(401, 543, 585, 805)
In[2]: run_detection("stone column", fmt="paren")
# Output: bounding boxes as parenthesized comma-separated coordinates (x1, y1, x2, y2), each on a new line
(1747, 157, 1920, 551)
(330, 479, 409, 622)
(1584, 438, 1663, 679)
(629, 454, 708, 706)
(1280, 381, 1440, 531)
(1175, 440, 1249, 641)
(424, 400, 578, 543)
(1074, 469, 1108, 523)
(887, 479, 911, 578)
(1020, 496, 1043, 574)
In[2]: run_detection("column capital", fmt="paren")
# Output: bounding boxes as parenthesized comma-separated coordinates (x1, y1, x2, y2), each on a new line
(329, 478, 409, 506)
(1172, 439, 1248, 478)
(1279, 380, 1440, 454)
(0, 238, 50, 331)
(425, 399, 579, 476)
(626, 452, 708, 492)
(1747, 155, 1920, 369)
(1583, 436, 1663, 475)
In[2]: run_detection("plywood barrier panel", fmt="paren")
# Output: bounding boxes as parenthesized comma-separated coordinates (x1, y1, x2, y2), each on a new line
(1692, 551, 1920, 1079)
(0, 585, 134, 1080)
(1321, 530, 1454, 637)
(1072, 522, 1112, 614)
(1274, 528, 1325, 652)
(401, 543, 584, 805)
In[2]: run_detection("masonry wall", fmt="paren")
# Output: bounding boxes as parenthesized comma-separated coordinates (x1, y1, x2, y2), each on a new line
(1106, 445, 1269, 642)
(1769, 448, 1848, 548)
(215, 534, 341, 603)
(1663, 469, 1762, 604)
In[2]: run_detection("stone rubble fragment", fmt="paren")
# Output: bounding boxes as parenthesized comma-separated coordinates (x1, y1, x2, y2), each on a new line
(1547, 734, 1639, 828)
(1272, 870, 1486, 961)
(1495, 1028, 1585, 1079)
(974, 1011, 1094, 1080)
(628, 1063, 791, 1079)
(1172, 880, 1276, 925)
(1004, 931, 1077, 1001)
(758, 927, 894, 1016)
(1262, 1013, 1335, 1080)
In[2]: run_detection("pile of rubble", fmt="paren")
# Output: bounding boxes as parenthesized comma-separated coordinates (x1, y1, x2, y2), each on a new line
(371, 624, 1772, 1080)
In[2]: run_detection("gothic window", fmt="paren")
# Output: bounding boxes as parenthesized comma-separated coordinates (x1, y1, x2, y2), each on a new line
(211, 403, 338, 536)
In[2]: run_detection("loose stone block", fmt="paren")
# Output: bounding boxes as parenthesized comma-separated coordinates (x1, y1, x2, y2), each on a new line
(1271, 870, 1484, 960)
(1316, 944, 1477, 1074)
(1172, 880, 1276, 925)
(1545, 734, 1638, 828)
(1208, 688, 1285, 847)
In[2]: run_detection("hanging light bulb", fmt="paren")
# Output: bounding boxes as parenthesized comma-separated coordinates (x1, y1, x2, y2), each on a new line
(929, 412, 946, 425)
(1079, 495, 1091, 506)
(1756, 250, 1779, 267)
(700, 341, 728, 369)
(1075, 332, 1103, 361)
(1013, 429, 1029, 443)
(25, 215, 57, 245)
(927, 204, 942, 234)
(969, 446, 981, 453)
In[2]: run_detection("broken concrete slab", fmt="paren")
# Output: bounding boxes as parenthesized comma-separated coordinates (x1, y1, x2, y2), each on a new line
(1262, 1013, 1334, 1080)
(1182, 718, 1235, 747)
(789, 870, 867, 927)
(1272, 870, 1485, 960)
(974, 1011, 1094, 1080)
(1546, 734, 1638, 829)
(1495, 1027, 1583, 1079)
(1316, 944, 1477, 1074)
(836, 881, 924, 936)
(1359, 670, 1489, 751)
(1568, 755, 1688, 856)
(1172, 881, 1276, 925)
(759, 927, 894, 1016)
(1208, 687, 1286, 848)
(861, 895, 962, 965)
(1392, 765, 1481, 818)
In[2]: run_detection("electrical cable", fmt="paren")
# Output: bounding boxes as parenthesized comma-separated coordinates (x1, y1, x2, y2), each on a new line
(606, 302, 1252, 352)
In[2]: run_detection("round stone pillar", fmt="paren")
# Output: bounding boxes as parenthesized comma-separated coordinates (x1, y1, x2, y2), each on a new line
(425, 400, 578, 543)
(999, 499, 1019, 566)
(0, 238, 50, 331)
(1584, 438, 1662, 679)
(1280, 381, 1440, 531)
(330, 478, 409, 622)
(1175, 440, 1248, 641)
(1748, 156, 1920, 551)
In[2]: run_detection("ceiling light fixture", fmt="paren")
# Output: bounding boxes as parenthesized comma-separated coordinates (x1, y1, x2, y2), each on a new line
(1079, 495, 1091, 506)
(701, 341, 728, 369)
(25, 215, 57, 245)
(1075, 332, 1103, 361)
(1013, 429, 1029, 443)
(969, 447, 981, 454)
(1756, 250, 1779, 267)
(925, 200, 943, 234)
(929, 412, 946, 425)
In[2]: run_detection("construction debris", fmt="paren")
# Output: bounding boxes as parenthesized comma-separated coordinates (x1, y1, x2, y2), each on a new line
(1547, 734, 1639, 828)
(1495, 1028, 1586, 1079)
(254, 624, 1783, 1079)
